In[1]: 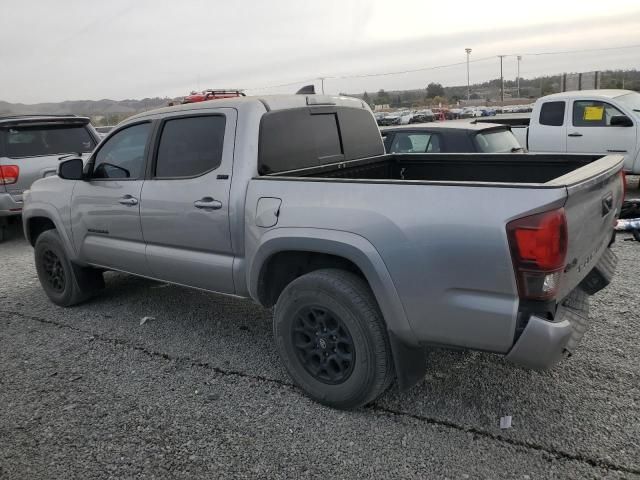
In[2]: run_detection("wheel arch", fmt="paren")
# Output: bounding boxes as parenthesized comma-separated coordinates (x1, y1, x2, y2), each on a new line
(248, 228, 415, 347)
(23, 205, 78, 262)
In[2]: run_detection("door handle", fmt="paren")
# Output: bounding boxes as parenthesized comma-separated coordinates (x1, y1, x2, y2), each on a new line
(568, 132, 583, 137)
(119, 195, 138, 206)
(194, 197, 222, 210)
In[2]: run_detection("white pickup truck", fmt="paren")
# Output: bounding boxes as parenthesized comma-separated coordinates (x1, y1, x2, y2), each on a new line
(483, 90, 640, 173)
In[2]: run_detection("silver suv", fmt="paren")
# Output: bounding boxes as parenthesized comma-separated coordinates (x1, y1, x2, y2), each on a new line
(0, 115, 99, 241)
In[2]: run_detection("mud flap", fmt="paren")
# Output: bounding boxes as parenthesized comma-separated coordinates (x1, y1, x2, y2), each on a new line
(388, 331, 427, 390)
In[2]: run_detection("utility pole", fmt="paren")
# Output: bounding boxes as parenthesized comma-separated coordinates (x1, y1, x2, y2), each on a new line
(517, 55, 522, 98)
(465, 48, 472, 101)
(498, 55, 506, 104)
(318, 77, 326, 94)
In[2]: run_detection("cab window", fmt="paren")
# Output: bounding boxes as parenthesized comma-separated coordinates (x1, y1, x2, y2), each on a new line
(573, 101, 626, 127)
(154, 116, 226, 178)
(92, 123, 151, 180)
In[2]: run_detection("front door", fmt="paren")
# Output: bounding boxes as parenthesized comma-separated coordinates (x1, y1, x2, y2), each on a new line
(566, 99, 637, 169)
(140, 110, 236, 294)
(71, 121, 153, 275)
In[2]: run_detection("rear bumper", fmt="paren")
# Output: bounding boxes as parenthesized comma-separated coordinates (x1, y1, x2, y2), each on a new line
(506, 248, 617, 370)
(0, 193, 23, 218)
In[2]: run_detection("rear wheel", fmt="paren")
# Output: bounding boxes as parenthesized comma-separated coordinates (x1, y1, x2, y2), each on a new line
(34, 230, 104, 306)
(273, 269, 394, 409)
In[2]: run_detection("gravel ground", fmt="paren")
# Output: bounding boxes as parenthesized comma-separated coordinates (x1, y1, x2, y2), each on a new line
(0, 219, 639, 479)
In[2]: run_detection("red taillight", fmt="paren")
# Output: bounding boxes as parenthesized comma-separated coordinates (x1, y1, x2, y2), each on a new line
(507, 208, 567, 300)
(0, 165, 19, 185)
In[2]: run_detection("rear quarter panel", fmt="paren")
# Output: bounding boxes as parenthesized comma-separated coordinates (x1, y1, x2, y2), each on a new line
(245, 178, 567, 353)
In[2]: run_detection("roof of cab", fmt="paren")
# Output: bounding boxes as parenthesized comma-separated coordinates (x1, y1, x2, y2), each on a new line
(127, 95, 369, 123)
(541, 89, 634, 101)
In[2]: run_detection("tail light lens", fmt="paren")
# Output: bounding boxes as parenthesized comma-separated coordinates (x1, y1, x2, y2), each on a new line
(0, 165, 19, 185)
(507, 208, 567, 300)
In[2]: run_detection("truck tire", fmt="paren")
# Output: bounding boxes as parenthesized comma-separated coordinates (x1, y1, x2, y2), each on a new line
(273, 269, 394, 409)
(34, 230, 104, 307)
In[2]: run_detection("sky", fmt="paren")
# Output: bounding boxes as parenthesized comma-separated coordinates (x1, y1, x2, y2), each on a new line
(2, 0, 640, 104)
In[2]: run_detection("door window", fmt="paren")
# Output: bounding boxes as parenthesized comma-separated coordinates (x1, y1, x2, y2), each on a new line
(155, 115, 226, 178)
(389, 132, 441, 153)
(573, 101, 626, 127)
(92, 123, 151, 179)
(539, 101, 565, 126)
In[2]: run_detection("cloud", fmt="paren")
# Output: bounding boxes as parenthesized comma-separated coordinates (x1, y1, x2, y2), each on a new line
(1, 0, 639, 103)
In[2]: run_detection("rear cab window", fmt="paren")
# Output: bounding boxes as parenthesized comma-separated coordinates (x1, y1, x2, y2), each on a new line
(258, 106, 384, 174)
(1, 124, 96, 158)
(539, 101, 566, 126)
(474, 129, 522, 153)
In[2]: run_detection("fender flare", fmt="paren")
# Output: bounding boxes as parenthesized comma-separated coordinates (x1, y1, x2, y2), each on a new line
(248, 228, 417, 347)
(22, 203, 79, 262)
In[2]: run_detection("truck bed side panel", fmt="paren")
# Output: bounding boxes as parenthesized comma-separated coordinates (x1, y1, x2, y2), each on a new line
(246, 179, 567, 353)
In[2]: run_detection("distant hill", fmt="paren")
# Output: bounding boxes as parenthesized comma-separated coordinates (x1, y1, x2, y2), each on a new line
(0, 98, 171, 126)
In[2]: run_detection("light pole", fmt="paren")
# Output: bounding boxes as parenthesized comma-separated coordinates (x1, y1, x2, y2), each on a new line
(500, 56, 504, 104)
(465, 48, 472, 101)
(318, 77, 326, 94)
(517, 55, 522, 98)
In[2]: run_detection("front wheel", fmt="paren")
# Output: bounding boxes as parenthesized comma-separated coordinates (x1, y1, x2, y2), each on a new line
(273, 269, 394, 409)
(34, 230, 104, 307)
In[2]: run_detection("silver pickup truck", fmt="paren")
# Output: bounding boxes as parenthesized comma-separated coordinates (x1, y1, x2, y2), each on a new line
(22, 95, 623, 409)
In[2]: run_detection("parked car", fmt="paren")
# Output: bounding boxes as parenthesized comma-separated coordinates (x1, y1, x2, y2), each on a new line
(409, 109, 435, 123)
(381, 122, 523, 154)
(23, 94, 622, 409)
(463, 107, 484, 118)
(448, 108, 463, 119)
(0, 114, 99, 241)
(479, 90, 640, 173)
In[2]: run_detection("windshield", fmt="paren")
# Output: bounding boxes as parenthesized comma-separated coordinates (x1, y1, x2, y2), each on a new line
(2, 124, 95, 158)
(475, 129, 522, 153)
(616, 92, 640, 117)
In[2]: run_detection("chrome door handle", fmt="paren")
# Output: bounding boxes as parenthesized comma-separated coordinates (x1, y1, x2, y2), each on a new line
(119, 195, 138, 206)
(194, 197, 222, 210)
(568, 132, 583, 137)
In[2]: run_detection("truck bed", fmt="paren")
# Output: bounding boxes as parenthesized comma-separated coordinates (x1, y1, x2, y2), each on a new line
(265, 153, 608, 186)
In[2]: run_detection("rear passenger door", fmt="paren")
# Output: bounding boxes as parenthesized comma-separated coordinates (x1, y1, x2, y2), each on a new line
(529, 100, 567, 152)
(140, 110, 237, 294)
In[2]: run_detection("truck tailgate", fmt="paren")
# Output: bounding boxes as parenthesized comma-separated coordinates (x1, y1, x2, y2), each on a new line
(550, 155, 624, 299)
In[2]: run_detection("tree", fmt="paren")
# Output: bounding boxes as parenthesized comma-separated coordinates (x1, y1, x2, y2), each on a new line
(362, 91, 371, 106)
(376, 89, 390, 105)
(426, 82, 445, 98)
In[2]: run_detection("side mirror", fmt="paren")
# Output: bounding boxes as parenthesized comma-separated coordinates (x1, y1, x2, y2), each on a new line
(610, 115, 633, 127)
(58, 158, 84, 180)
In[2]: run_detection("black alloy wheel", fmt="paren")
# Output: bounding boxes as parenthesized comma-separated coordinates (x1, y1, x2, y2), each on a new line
(292, 305, 355, 385)
(42, 249, 66, 293)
